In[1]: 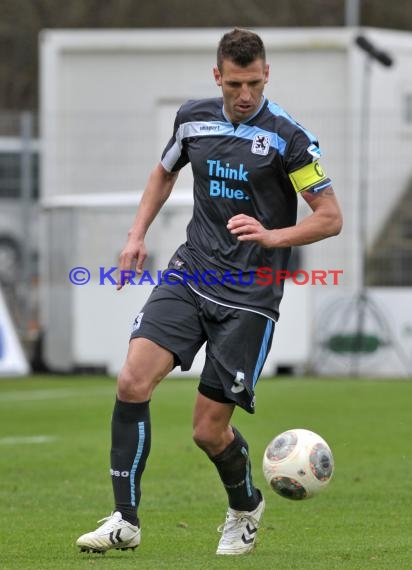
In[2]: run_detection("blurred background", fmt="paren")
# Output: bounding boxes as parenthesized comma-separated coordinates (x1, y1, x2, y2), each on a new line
(1, 0, 412, 378)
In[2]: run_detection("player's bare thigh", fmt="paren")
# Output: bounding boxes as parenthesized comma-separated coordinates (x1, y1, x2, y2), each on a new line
(117, 337, 175, 402)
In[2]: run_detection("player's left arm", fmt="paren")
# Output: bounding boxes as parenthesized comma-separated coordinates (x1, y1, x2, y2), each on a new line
(293, 184, 343, 245)
(228, 183, 343, 249)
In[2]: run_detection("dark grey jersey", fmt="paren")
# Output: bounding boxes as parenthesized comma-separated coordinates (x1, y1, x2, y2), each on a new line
(161, 96, 331, 321)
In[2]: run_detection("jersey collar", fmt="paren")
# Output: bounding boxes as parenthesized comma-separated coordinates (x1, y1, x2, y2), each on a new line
(222, 96, 267, 125)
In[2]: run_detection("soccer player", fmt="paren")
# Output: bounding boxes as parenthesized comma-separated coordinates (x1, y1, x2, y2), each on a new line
(76, 28, 342, 555)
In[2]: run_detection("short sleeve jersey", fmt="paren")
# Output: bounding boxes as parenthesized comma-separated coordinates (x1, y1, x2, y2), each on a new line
(161, 96, 331, 321)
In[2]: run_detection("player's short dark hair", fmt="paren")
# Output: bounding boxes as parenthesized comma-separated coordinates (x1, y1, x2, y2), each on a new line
(217, 28, 266, 71)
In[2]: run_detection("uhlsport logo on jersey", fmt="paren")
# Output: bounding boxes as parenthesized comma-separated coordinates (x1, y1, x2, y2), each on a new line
(251, 134, 271, 156)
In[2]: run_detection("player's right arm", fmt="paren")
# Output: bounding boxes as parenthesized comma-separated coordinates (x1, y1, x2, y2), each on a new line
(117, 163, 179, 289)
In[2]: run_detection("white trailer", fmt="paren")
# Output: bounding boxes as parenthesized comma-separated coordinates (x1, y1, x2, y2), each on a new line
(40, 28, 412, 376)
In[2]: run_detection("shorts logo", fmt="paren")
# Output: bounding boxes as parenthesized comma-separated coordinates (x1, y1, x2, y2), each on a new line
(231, 370, 246, 394)
(251, 134, 271, 156)
(132, 312, 144, 332)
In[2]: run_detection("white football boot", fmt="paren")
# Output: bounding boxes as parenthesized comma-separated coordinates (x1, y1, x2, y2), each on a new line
(76, 511, 141, 553)
(216, 495, 265, 555)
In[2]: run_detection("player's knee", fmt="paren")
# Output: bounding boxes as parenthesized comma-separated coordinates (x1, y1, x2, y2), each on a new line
(117, 366, 151, 401)
(192, 425, 211, 450)
(192, 424, 227, 456)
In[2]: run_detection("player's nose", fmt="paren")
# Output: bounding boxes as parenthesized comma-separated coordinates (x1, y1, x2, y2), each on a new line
(239, 84, 252, 101)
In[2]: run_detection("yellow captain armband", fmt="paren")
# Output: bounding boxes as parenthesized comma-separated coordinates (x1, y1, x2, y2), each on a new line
(288, 161, 330, 194)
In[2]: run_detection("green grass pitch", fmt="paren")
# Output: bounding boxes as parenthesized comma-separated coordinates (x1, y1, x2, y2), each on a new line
(0, 375, 411, 569)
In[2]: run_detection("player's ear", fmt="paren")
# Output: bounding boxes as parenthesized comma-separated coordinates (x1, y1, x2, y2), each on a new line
(213, 66, 222, 86)
(264, 63, 269, 84)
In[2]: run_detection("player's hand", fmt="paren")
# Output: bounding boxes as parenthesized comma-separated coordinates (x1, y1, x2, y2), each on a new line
(227, 214, 275, 248)
(117, 234, 147, 290)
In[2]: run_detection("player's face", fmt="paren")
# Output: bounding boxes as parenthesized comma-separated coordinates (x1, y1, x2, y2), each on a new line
(214, 58, 269, 123)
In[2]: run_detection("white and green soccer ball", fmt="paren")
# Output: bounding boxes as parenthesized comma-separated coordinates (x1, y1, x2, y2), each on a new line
(262, 428, 334, 500)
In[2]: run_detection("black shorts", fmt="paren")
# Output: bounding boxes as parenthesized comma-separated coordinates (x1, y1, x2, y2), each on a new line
(130, 282, 275, 414)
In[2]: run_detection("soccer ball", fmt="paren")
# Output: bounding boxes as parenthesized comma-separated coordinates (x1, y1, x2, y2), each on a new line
(262, 428, 334, 500)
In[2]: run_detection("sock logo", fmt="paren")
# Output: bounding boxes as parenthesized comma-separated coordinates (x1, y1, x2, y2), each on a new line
(110, 469, 130, 478)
